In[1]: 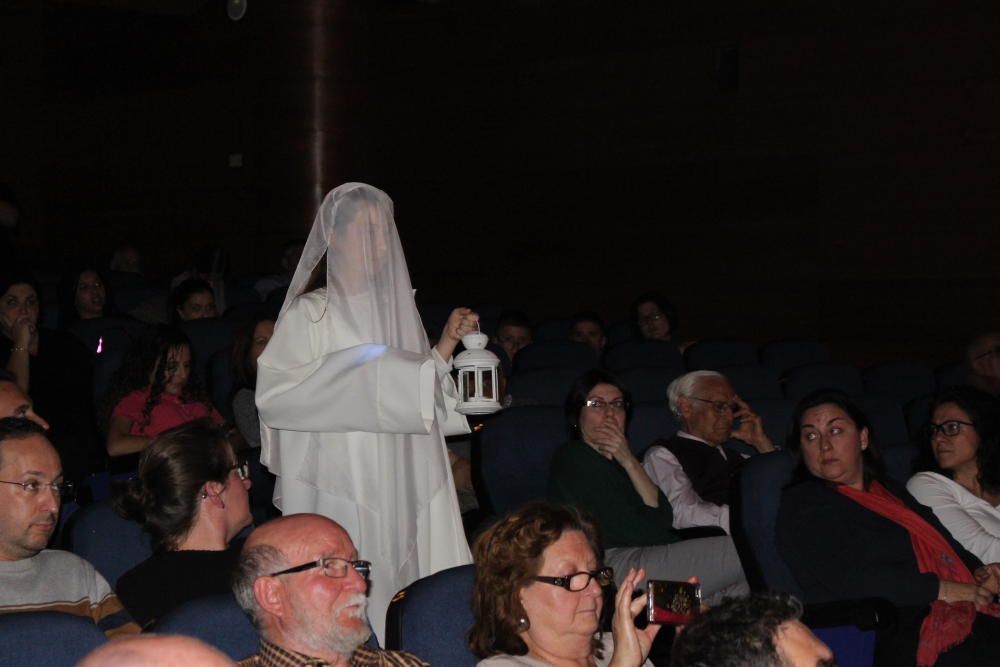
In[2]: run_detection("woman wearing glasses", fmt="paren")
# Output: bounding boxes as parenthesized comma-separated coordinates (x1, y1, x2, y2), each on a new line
(907, 386, 1000, 564)
(547, 369, 748, 604)
(114, 420, 252, 627)
(470, 502, 657, 667)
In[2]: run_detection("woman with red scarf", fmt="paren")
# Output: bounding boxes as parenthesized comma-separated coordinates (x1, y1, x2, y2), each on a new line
(776, 391, 1000, 667)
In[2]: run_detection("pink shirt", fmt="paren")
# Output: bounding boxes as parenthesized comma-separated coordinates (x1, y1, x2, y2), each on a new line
(113, 388, 223, 436)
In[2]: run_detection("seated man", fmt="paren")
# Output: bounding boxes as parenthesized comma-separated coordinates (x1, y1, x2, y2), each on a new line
(0, 418, 137, 635)
(967, 331, 1000, 396)
(643, 370, 774, 533)
(670, 592, 836, 667)
(232, 513, 428, 667)
(568, 311, 607, 352)
(0, 369, 48, 428)
(491, 310, 533, 364)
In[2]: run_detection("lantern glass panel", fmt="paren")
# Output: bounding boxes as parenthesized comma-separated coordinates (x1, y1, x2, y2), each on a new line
(481, 368, 495, 399)
(461, 369, 477, 401)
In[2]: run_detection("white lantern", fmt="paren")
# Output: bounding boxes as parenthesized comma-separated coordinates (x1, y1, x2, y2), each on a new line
(454, 330, 502, 415)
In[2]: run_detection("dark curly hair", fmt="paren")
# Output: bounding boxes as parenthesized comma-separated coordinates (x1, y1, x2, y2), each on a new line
(922, 385, 1000, 495)
(670, 592, 818, 667)
(468, 502, 605, 660)
(112, 420, 234, 551)
(101, 325, 211, 432)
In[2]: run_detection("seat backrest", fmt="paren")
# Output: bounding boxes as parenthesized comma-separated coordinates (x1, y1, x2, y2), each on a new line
(730, 450, 803, 595)
(685, 340, 757, 371)
(854, 396, 908, 446)
(617, 367, 682, 403)
(784, 363, 864, 400)
(759, 339, 830, 375)
(0, 611, 107, 664)
(604, 319, 636, 347)
(629, 402, 680, 457)
(209, 348, 236, 423)
(153, 593, 259, 661)
(479, 406, 566, 514)
(384, 565, 476, 667)
(177, 318, 239, 384)
(505, 368, 581, 407)
(745, 398, 797, 449)
(514, 341, 598, 372)
(864, 361, 936, 403)
(937, 363, 971, 391)
(718, 364, 783, 399)
(604, 340, 684, 372)
(533, 318, 574, 342)
(66, 499, 152, 587)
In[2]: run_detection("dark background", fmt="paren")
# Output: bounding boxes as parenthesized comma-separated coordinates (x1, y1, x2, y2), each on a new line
(2, 0, 998, 365)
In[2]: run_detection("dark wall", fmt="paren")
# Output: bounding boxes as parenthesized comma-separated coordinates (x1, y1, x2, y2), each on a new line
(2, 0, 998, 365)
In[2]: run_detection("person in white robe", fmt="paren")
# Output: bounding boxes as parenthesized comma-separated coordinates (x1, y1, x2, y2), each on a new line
(255, 182, 478, 640)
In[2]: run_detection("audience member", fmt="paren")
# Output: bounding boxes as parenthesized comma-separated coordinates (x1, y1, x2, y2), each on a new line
(0, 369, 48, 428)
(171, 246, 230, 314)
(59, 265, 110, 325)
(78, 634, 236, 667)
(105, 326, 223, 459)
(967, 331, 1000, 396)
(669, 592, 836, 667)
(548, 369, 748, 604)
(107, 243, 149, 292)
(0, 270, 100, 481)
(231, 316, 274, 449)
(642, 370, 774, 533)
(113, 421, 252, 628)
(0, 418, 137, 635)
(632, 292, 679, 343)
(171, 278, 218, 322)
(776, 391, 1000, 667)
(493, 310, 533, 364)
(568, 312, 607, 352)
(470, 502, 657, 667)
(908, 386, 1000, 564)
(232, 513, 427, 667)
(254, 240, 305, 301)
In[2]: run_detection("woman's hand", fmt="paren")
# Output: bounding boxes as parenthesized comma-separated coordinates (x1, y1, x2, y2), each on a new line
(434, 308, 479, 362)
(975, 564, 1000, 595)
(730, 395, 774, 453)
(590, 420, 635, 465)
(11, 315, 37, 353)
(939, 579, 994, 610)
(608, 567, 659, 667)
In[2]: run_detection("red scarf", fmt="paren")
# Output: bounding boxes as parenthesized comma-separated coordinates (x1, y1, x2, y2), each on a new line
(837, 481, 1000, 666)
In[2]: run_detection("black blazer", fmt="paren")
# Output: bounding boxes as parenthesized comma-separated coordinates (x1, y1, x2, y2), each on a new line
(775, 477, 983, 608)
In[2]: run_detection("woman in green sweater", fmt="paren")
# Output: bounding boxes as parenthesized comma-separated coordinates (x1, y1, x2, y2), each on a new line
(547, 369, 747, 604)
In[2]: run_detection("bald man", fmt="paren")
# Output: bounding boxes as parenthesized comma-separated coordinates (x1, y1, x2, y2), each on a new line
(0, 369, 48, 428)
(232, 514, 427, 667)
(78, 634, 235, 667)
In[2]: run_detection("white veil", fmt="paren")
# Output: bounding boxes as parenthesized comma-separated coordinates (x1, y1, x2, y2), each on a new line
(281, 182, 429, 354)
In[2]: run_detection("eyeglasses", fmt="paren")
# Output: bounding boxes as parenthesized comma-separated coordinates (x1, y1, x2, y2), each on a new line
(638, 312, 665, 325)
(584, 398, 628, 412)
(228, 460, 250, 482)
(688, 396, 739, 413)
(532, 567, 614, 592)
(929, 420, 975, 437)
(0, 479, 74, 500)
(974, 345, 1000, 361)
(268, 557, 372, 580)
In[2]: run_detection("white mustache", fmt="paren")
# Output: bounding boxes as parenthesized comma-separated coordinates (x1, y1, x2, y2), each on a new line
(335, 593, 368, 619)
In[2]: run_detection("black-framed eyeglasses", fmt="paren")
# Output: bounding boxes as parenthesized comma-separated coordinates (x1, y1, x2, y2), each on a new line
(531, 567, 614, 592)
(268, 557, 372, 580)
(228, 460, 249, 482)
(584, 398, 628, 412)
(929, 420, 975, 437)
(688, 396, 739, 413)
(0, 479, 74, 500)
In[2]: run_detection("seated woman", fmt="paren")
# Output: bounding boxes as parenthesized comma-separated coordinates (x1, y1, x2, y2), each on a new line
(470, 501, 657, 667)
(105, 326, 223, 460)
(114, 420, 252, 627)
(171, 278, 218, 322)
(230, 315, 275, 449)
(547, 369, 747, 604)
(776, 390, 1000, 667)
(632, 292, 679, 343)
(908, 386, 1000, 564)
(59, 265, 110, 326)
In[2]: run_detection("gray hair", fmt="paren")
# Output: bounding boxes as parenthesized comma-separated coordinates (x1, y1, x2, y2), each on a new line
(232, 544, 286, 630)
(666, 371, 726, 419)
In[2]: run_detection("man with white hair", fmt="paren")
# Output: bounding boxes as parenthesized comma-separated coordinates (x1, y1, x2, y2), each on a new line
(643, 370, 774, 533)
(232, 514, 428, 667)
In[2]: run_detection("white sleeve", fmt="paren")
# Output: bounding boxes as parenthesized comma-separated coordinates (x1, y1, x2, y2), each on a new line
(907, 472, 1000, 563)
(642, 445, 730, 533)
(431, 347, 471, 437)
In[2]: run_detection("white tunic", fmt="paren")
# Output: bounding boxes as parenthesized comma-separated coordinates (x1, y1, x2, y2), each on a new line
(907, 471, 1000, 564)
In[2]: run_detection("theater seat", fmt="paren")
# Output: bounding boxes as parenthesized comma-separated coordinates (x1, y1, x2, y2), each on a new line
(718, 364, 783, 399)
(65, 499, 152, 587)
(514, 341, 598, 372)
(617, 367, 682, 403)
(685, 339, 757, 371)
(864, 361, 936, 404)
(384, 565, 476, 667)
(604, 340, 684, 372)
(505, 368, 580, 407)
(629, 401, 680, 457)
(153, 593, 259, 661)
(0, 611, 106, 664)
(784, 363, 864, 400)
(759, 339, 830, 375)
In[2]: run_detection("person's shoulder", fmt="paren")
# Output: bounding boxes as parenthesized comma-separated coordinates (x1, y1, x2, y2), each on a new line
(778, 479, 835, 516)
(477, 653, 536, 667)
(353, 646, 429, 667)
(34, 548, 97, 571)
(907, 470, 950, 492)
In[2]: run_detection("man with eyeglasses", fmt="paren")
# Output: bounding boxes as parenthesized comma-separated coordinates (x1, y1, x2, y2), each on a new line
(967, 331, 1000, 397)
(0, 417, 137, 634)
(643, 371, 775, 533)
(233, 513, 428, 667)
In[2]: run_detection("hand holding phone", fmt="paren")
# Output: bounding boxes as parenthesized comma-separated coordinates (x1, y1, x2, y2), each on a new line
(646, 579, 701, 625)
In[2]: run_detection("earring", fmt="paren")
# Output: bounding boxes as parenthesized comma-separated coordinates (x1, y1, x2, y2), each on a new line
(200, 492, 208, 499)
(517, 617, 528, 631)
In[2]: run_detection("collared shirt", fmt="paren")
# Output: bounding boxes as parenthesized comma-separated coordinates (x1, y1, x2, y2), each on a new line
(238, 640, 429, 667)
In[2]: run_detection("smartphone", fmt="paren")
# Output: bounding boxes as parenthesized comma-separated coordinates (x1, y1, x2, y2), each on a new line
(646, 579, 701, 625)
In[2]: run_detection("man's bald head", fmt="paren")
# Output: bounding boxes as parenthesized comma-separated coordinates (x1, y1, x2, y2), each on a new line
(78, 634, 235, 667)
